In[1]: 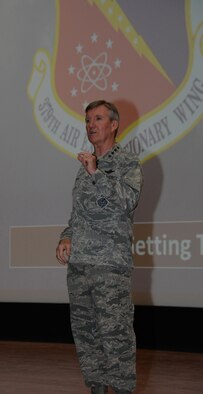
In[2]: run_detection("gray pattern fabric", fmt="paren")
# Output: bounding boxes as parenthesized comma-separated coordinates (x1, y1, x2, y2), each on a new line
(60, 144, 143, 268)
(60, 144, 143, 392)
(67, 263, 135, 391)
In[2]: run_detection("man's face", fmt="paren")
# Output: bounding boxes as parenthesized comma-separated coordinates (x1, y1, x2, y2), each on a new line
(85, 105, 117, 146)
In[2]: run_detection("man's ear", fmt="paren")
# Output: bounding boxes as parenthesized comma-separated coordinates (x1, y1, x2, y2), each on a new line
(111, 120, 119, 134)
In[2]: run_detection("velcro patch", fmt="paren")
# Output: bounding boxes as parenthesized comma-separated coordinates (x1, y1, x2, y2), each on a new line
(96, 195, 109, 208)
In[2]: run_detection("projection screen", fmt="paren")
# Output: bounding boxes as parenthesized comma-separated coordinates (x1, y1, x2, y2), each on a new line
(0, 0, 203, 307)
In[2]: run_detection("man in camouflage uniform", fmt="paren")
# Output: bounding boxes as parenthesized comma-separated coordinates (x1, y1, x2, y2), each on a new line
(56, 100, 143, 394)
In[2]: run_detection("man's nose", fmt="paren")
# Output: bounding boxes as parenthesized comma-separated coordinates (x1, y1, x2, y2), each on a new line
(89, 119, 95, 129)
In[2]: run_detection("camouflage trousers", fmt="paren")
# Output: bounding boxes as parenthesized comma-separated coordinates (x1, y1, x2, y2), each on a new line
(67, 262, 136, 392)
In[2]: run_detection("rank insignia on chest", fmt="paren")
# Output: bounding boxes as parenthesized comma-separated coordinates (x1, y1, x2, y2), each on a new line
(96, 195, 109, 208)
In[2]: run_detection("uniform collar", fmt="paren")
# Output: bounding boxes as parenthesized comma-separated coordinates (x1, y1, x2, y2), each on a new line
(96, 143, 120, 161)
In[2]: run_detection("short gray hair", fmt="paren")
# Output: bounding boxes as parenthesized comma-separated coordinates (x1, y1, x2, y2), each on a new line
(85, 100, 120, 135)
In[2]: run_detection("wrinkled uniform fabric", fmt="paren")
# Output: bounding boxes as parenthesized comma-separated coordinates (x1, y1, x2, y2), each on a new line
(60, 144, 143, 391)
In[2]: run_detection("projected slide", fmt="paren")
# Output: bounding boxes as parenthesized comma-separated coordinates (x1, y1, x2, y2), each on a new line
(0, 0, 203, 306)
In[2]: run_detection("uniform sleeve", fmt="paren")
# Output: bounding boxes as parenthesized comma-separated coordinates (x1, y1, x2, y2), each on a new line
(91, 157, 143, 213)
(59, 213, 73, 241)
(59, 167, 81, 241)
(60, 226, 72, 241)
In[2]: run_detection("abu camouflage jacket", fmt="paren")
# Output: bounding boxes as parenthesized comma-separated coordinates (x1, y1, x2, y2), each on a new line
(60, 143, 143, 266)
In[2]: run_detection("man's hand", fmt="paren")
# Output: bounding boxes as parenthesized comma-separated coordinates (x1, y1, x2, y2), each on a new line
(77, 152, 97, 175)
(56, 239, 71, 265)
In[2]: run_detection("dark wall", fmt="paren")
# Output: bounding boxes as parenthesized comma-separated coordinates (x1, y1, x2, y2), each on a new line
(1, 303, 202, 353)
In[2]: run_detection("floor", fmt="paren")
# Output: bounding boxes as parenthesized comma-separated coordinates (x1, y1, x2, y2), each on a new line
(0, 342, 202, 393)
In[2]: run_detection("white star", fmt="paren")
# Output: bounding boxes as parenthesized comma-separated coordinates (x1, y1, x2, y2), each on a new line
(114, 58, 121, 68)
(76, 44, 83, 54)
(106, 39, 113, 49)
(108, 7, 113, 15)
(118, 15, 123, 22)
(68, 65, 75, 75)
(112, 82, 119, 92)
(91, 33, 98, 43)
(71, 88, 77, 97)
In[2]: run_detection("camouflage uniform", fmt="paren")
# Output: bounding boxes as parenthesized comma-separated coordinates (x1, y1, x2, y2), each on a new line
(60, 143, 143, 392)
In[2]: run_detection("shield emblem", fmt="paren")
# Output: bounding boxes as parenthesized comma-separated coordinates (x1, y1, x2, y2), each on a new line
(29, 0, 202, 160)
(53, 0, 176, 135)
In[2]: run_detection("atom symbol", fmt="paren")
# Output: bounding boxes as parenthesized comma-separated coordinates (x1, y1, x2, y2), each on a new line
(77, 52, 112, 93)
